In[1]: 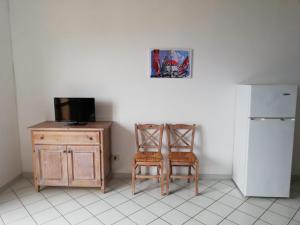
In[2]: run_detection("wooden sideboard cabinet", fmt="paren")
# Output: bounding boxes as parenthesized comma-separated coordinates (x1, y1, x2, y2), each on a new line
(29, 121, 112, 192)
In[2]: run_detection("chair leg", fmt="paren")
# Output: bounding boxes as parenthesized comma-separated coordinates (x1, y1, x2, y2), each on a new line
(160, 162, 164, 195)
(188, 166, 191, 183)
(170, 165, 173, 183)
(157, 167, 160, 183)
(195, 161, 199, 195)
(132, 162, 136, 195)
(166, 161, 170, 195)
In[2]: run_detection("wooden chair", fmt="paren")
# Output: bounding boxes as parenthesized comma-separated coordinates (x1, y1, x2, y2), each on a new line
(166, 124, 199, 195)
(132, 124, 164, 195)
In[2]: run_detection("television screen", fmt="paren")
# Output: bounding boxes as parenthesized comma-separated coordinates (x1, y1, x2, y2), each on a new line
(54, 98, 95, 123)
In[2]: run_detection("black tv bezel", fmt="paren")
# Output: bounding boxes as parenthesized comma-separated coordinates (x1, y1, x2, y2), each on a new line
(54, 97, 96, 124)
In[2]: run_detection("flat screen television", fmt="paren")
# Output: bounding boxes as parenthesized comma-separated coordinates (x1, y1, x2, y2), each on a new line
(54, 98, 95, 124)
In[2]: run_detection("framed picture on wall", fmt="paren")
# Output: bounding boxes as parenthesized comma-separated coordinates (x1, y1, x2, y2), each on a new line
(150, 48, 192, 78)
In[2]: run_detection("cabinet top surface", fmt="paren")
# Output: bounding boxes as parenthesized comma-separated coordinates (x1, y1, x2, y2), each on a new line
(29, 121, 112, 131)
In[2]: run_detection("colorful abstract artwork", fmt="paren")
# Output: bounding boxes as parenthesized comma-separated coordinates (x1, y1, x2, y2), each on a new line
(150, 49, 192, 78)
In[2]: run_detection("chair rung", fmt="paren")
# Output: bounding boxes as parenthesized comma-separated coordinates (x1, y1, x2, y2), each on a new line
(136, 175, 161, 179)
(170, 163, 195, 166)
(135, 162, 162, 166)
(170, 175, 194, 179)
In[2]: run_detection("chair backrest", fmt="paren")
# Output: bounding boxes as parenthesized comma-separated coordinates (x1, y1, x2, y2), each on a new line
(166, 124, 196, 152)
(135, 124, 164, 152)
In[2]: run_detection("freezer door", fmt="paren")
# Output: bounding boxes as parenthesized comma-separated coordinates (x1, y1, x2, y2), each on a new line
(250, 85, 297, 118)
(246, 119, 295, 197)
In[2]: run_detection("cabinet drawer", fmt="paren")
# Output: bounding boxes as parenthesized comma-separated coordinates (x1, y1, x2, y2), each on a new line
(33, 131, 100, 145)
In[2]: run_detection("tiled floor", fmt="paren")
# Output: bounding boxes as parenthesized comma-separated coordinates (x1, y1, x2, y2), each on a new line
(0, 178, 300, 225)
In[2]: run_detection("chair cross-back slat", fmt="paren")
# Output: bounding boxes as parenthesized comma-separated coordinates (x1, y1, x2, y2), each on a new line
(167, 124, 196, 151)
(135, 124, 164, 151)
(173, 129, 192, 147)
(140, 129, 159, 147)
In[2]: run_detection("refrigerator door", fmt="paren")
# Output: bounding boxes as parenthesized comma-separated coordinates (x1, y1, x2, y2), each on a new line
(246, 119, 295, 197)
(250, 85, 297, 118)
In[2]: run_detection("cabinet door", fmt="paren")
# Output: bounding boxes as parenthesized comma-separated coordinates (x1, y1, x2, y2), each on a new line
(35, 145, 68, 186)
(67, 145, 101, 187)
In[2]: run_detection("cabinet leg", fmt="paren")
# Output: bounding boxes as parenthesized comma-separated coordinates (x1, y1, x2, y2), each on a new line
(35, 185, 40, 192)
(101, 186, 105, 193)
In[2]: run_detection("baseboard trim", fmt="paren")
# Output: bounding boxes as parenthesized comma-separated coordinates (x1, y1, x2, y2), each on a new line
(21, 172, 300, 182)
(112, 173, 131, 179)
(199, 174, 232, 180)
(113, 173, 232, 180)
(22, 172, 33, 179)
(0, 173, 23, 193)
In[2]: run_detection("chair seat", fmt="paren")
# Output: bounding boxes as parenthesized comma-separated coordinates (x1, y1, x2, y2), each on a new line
(169, 152, 197, 164)
(134, 152, 163, 162)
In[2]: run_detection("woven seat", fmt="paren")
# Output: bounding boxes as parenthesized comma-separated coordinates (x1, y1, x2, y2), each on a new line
(169, 152, 197, 164)
(134, 152, 162, 162)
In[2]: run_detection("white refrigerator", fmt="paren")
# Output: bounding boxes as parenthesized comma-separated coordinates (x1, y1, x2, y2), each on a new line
(233, 85, 298, 197)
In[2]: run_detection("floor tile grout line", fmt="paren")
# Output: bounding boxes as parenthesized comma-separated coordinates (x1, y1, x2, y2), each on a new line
(9, 186, 39, 225)
(0, 215, 5, 225)
(3, 178, 300, 225)
(227, 197, 279, 224)
(187, 186, 229, 224)
(131, 198, 173, 224)
(26, 180, 72, 225)
(107, 191, 167, 225)
(11, 183, 39, 199)
(230, 203, 269, 223)
(0, 195, 24, 215)
(63, 181, 150, 225)
(224, 196, 281, 223)
(245, 197, 276, 209)
(188, 191, 277, 225)
(216, 195, 249, 225)
(0, 192, 20, 205)
(60, 186, 106, 225)
(68, 183, 275, 225)
(5, 183, 157, 225)
(18, 190, 78, 217)
(251, 199, 277, 225)
(157, 208, 189, 225)
(109, 181, 195, 225)
(150, 217, 172, 225)
(99, 194, 153, 225)
(151, 180, 238, 224)
(287, 206, 300, 224)
(183, 217, 204, 225)
(32, 200, 71, 225)
(48, 179, 300, 224)
(274, 198, 300, 210)
(226, 191, 249, 202)
(97, 197, 137, 225)
(267, 202, 300, 220)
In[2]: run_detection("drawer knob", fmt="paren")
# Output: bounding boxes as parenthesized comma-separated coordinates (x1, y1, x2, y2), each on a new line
(89, 137, 93, 140)
(40, 136, 44, 140)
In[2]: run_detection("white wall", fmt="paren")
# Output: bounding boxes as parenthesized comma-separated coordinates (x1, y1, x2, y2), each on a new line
(0, 0, 21, 186)
(9, 0, 300, 175)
